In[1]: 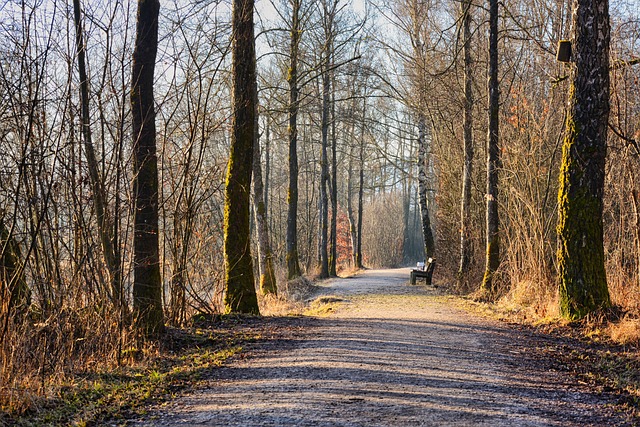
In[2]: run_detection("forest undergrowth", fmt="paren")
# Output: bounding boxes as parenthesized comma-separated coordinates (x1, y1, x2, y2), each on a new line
(0, 277, 317, 427)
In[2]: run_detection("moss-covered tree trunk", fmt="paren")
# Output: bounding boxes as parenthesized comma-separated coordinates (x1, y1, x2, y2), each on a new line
(286, 0, 303, 280)
(457, 0, 474, 286)
(557, 0, 611, 319)
(481, 0, 500, 296)
(131, 0, 164, 336)
(223, 0, 260, 314)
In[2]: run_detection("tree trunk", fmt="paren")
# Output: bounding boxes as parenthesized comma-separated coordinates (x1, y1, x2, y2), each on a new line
(131, 0, 164, 336)
(417, 115, 435, 259)
(402, 168, 412, 264)
(557, 0, 611, 319)
(355, 121, 365, 269)
(253, 104, 277, 296)
(318, 62, 330, 279)
(286, 0, 303, 280)
(73, 0, 122, 308)
(347, 144, 357, 268)
(224, 0, 260, 314)
(458, 0, 474, 285)
(481, 0, 501, 296)
(329, 79, 338, 277)
(264, 123, 271, 217)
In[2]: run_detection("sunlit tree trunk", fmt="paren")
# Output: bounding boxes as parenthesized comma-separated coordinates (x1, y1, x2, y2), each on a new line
(329, 81, 338, 277)
(223, 0, 260, 314)
(264, 123, 271, 218)
(318, 60, 331, 279)
(557, 0, 611, 319)
(481, 0, 500, 296)
(131, 0, 164, 336)
(286, 0, 303, 280)
(417, 115, 435, 258)
(347, 143, 357, 267)
(355, 119, 365, 269)
(253, 103, 277, 295)
(458, 0, 474, 285)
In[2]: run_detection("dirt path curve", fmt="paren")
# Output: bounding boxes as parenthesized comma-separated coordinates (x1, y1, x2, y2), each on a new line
(135, 268, 630, 426)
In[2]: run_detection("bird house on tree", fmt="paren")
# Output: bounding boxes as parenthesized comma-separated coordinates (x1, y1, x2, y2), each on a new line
(557, 40, 572, 62)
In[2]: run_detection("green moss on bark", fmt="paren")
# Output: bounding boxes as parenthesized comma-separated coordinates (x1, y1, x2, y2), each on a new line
(223, 0, 260, 315)
(557, 116, 610, 320)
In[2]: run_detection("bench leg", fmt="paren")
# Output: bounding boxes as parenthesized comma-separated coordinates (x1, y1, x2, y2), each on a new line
(410, 271, 416, 285)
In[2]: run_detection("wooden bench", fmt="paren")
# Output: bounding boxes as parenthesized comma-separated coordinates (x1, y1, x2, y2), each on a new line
(410, 258, 436, 287)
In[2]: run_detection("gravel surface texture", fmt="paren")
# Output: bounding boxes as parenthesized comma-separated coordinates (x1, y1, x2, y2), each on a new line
(132, 268, 633, 426)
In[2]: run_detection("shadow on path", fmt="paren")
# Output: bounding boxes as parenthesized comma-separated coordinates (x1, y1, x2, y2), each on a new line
(135, 269, 630, 427)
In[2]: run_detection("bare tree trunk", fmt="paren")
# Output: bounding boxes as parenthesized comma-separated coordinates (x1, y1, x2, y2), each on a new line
(253, 105, 277, 296)
(318, 62, 330, 279)
(402, 162, 412, 264)
(131, 0, 164, 336)
(480, 0, 501, 296)
(264, 123, 271, 217)
(72, 0, 122, 308)
(458, 0, 474, 285)
(329, 80, 338, 277)
(417, 115, 435, 259)
(557, 0, 611, 318)
(347, 144, 357, 267)
(286, 0, 303, 280)
(224, 0, 259, 314)
(356, 122, 365, 269)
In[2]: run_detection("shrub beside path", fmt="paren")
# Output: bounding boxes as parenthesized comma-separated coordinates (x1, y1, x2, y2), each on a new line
(134, 268, 632, 426)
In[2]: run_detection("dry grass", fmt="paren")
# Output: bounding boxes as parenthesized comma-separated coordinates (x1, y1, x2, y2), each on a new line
(0, 316, 262, 426)
(607, 318, 640, 345)
(259, 275, 322, 317)
(498, 279, 560, 322)
(304, 296, 346, 317)
(0, 307, 126, 416)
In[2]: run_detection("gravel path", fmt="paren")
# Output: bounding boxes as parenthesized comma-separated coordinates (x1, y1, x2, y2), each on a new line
(134, 268, 631, 426)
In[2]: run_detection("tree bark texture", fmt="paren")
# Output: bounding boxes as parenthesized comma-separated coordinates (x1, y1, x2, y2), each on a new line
(131, 0, 164, 336)
(458, 0, 474, 284)
(557, 0, 611, 319)
(417, 116, 435, 259)
(224, 0, 260, 314)
(73, 0, 122, 308)
(286, 0, 302, 280)
(347, 144, 358, 267)
(318, 62, 330, 279)
(355, 106, 366, 269)
(481, 0, 500, 295)
(329, 81, 337, 277)
(253, 101, 277, 295)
